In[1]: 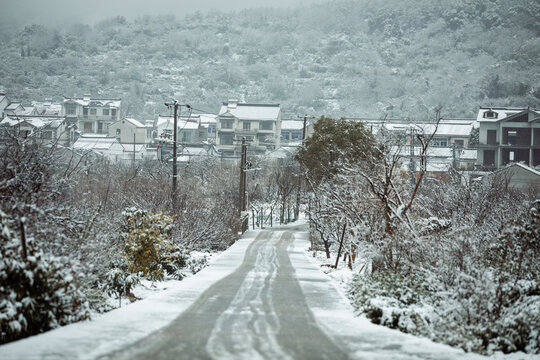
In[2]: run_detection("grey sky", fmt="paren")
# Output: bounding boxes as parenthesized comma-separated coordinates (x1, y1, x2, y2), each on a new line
(0, 0, 328, 25)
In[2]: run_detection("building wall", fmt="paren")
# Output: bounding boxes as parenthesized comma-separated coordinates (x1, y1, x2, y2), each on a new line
(108, 121, 147, 144)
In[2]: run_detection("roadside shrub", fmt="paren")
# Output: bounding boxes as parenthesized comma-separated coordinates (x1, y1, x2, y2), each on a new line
(0, 212, 90, 344)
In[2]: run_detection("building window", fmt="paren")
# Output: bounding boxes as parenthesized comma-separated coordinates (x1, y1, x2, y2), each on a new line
(221, 119, 233, 129)
(454, 139, 464, 147)
(507, 130, 517, 145)
(487, 130, 497, 145)
(182, 132, 191, 143)
(42, 131, 53, 140)
(98, 122, 104, 133)
(116, 128, 121, 137)
(111, 109, 117, 118)
(291, 132, 302, 140)
(484, 150, 495, 167)
(431, 137, 448, 147)
(483, 111, 498, 119)
(208, 124, 216, 134)
(65, 104, 76, 115)
(84, 122, 92, 132)
(221, 134, 234, 145)
(90, 108, 97, 115)
(243, 121, 251, 130)
(83, 107, 88, 118)
(103, 109, 110, 116)
(260, 122, 273, 130)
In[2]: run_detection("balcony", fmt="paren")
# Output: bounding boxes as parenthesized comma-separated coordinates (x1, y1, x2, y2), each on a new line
(235, 129, 258, 135)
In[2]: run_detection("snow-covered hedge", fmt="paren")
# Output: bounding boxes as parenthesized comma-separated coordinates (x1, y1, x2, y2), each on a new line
(0, 213, 90, 344)
(348, 201, 540, 355)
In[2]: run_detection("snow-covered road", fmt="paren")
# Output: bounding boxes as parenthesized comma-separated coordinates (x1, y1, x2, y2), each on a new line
(0, 223, 484, 360)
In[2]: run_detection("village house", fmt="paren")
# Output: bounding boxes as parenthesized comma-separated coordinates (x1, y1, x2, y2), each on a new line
(476, 106, 540, 170)
(216, 100, 282, 156)
(61, 94, 121, 135)
(0, 93, 9, 119)
(108, 117, 151, 145)
(199, 114, 217, 142)
(491, 163, 540, 190)
(0, 115, 71, 146)
(280, 120, 305, 145)
(72, 134, 145, 164)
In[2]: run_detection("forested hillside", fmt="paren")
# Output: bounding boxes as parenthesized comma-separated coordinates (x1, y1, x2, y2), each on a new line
(0, 0, 538, 119)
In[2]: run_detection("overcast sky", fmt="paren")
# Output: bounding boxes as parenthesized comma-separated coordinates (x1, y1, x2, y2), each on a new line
(0, 0, 328, 25)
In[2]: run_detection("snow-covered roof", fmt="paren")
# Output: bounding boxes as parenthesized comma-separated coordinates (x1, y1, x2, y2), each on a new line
(20, 106, 36, 116)
(122, 144, 146, 152)
(265, 146, 297, 160)
(495, 162, 540, 177)
(5, 102, 23, 111)
(0, 116, 65, 129)
(73, 136, 119, 150)
(281, 120, 304, 130)
(378, 120, 474, 137)
(63, 97, 121, 108)
(179, 146, 210, 156)
(219, 102, 280, 121)
(32, 102, 61, 116)
(157, 116, 199, 130)
(476, 107, 540, 123)
(199, 114, 217, 124)
(123, 118, 146, 128)
(391, 146, 477, 161)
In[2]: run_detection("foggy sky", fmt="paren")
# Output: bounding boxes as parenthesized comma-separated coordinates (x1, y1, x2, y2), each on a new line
(0, 0, 328, 25)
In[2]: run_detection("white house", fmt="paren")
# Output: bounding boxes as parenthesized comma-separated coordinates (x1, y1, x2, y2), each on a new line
(0, 115, 71, 145)
(492, 163, 540, 190)
(0, 93, 9, 118)
(61, 94, 121, 135)
(280, 120, 305, 145)
(476, 106, 540, 170)
(72, 135, 122, 160)
(108, 118, 151, 145)
(156, 115, 206, 145)
(216, 100, 282, 156)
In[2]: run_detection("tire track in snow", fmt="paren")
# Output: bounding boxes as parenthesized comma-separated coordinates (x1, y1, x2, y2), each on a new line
(101, 229, 348, 360)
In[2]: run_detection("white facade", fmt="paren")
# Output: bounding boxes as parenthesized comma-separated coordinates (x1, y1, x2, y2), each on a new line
(216, 100, 282, 156)
(108, 118, 150, 144)
(476, 107, 540, 169)
(0, 115, 71, 145)
(61, 94, 121, 135)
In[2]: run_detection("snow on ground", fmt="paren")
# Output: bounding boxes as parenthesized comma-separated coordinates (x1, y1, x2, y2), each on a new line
(1, 219, 536, 360)
(0, 230, 262, 360)
(293, 221, 537, 360)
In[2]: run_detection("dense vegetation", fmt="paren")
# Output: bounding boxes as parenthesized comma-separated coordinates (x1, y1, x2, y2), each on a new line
(0, 137, 241, 343)
(297, 116, 539, 355)
(0, 0, 538, 120)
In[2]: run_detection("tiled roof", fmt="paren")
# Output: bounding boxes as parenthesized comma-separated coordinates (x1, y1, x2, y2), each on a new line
(219, 103, 280, 121)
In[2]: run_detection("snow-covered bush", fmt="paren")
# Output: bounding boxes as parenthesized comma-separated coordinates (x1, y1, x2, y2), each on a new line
(348, 269, 435, 336)
(103, 259, 140, 307)
(120, 207, 189, 281)
(0, 212, 90, 344)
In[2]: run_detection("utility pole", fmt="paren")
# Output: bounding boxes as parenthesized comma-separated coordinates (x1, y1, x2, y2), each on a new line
(295, 114, 315, 221)
(238, 136, 247, 214)
(133, 133, 136, 166)
(165, 100, 179, 210)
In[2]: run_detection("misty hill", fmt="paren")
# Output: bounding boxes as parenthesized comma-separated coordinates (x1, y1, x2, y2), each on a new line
(0, 0, 538, 120)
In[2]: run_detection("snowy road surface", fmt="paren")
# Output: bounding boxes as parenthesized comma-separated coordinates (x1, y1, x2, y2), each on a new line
(0, 223, 484, 360)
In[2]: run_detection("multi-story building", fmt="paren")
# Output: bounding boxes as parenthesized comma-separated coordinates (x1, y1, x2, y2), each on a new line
(216, 100, 282, 156)
(61, 94, 121, 135)
(476, 106, 540, 170)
